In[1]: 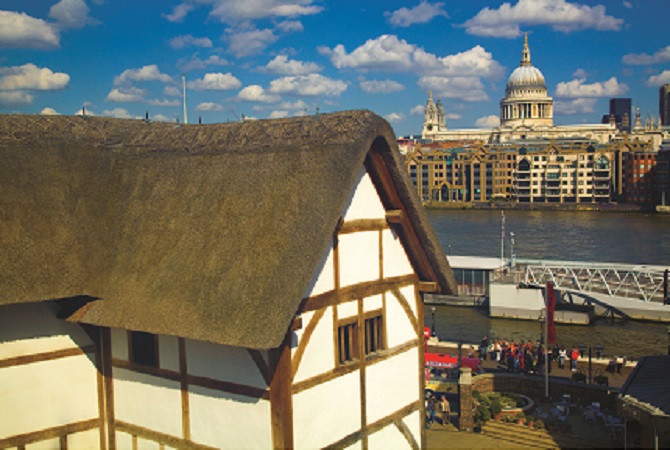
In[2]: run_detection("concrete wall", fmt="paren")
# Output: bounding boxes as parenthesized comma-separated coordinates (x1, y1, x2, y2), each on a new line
(0, 302, 101, 449)
(489, 284, 544, 320)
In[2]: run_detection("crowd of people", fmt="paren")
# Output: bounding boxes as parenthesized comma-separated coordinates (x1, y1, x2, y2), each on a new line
(476, 336, 584, 375)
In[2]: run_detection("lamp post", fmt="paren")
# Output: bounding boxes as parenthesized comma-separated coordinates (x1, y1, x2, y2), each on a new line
(588, 344, 604, 384)
(510, 232, 516, 269)
(431, 307, 436, 337)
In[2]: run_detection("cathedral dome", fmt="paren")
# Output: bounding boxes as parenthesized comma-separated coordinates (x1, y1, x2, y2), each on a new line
(507, 65, 546, 90)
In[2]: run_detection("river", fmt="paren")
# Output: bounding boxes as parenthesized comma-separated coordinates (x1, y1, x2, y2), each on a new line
(425, 209, 670, 358)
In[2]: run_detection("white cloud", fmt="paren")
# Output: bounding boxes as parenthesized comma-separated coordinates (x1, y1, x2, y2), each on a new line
(103, 107, 139, 119)
(554, 77, 627, 97)
(276, 20, 303, 32)
(360, 79, 405, 94)
(237, 85, 281, 103)
(385, 1, 448, 27)
(268, 74, 347, 96)
(0, 91, 34, 106)
(623, 1, 633, 8)
(384, 112, 403, 123)
(279, 99, 309, 111)
(572, 68, 588, 79)
(75, 106, 95, 116)
(188, 72, 242, 90)
(148, 98, 181, 106)
(623, 45, 670, 66)
(554, 98, 597, 114)
(410, 105, 425, 116)
(209, 0, 323, 23)
(106, 86, 146, 102)
(40, 107, 60, 115)
(320, 35, 503, 79)
(262, 55, 321, 75)
(475, 115, 500, 128)
(0, 11, 59, 49)
(418, 76, 488, 102)
(647, 70, 670, 87)
(164, 85, 182, 97)
(152, 114, 174, 122)
(227, 27, 277, 57)
(163, 3, 194, 22)
(447, 113, 462, 120)
(178, 55, 229, 72)
(463, 0, 623, 38)
(49, 0, 97, 30)
(114, 65, 172, 85)
(269, 110, 289, 119)
(195, 102, 223, 111)
(0, 64, 70, 90)
(169, 35, 213, 49)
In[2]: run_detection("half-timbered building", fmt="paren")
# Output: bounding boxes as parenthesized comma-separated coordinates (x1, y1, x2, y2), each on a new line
(0, 111, 456, 449)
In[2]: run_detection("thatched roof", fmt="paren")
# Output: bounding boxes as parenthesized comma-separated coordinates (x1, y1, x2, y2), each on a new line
(0, 111, 456, 349)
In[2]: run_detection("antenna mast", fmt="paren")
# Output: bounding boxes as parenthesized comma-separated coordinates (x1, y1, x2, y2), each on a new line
(182, 74, 188, 125)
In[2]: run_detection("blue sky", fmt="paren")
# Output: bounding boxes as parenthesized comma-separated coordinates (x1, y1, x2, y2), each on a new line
(2, 0, 670, 136)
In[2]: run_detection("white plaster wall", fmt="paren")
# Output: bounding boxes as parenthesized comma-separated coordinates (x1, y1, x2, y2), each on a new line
(337, 300, 358, 320)
(363, 294, 383, 314)
(67, 429, 101, 450)
(402, 410, 422, 448)
(0, 355, 99, 440)
(302, 240, 335, 299)
(27, 437, 59, 450)
(344, 442, 363, 450)
(293, 308, 335, 384)
(113, 368, 182, 437)
(293, 370, 361, 449)
(0, 302, 93, 359)
(158, 335, 179, 372)
(137, 437, 160, 450)
(115, 431, 132, 450)
(186, 340, 267, 389)
(339, 231, 380, 287)
(385, 289, 418, 349)
(110, 327, 128, 361)
(367, 423, 410, 450)
(0, 303, 99, 446)
(342, 168, 386, 222)
(365, 348, 419, 425)
(382, 228, 414, 279)
(189, 385, 271, 449)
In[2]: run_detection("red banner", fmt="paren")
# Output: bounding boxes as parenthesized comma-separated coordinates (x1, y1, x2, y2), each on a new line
(546, 282, 556, 344)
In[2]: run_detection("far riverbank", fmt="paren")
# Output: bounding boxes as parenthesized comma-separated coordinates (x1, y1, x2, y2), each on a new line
(424, 201, 650, 213)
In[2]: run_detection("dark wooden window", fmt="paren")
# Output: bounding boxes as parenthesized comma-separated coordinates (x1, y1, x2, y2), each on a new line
(129, 331, 159, 367)
(364, 313, 385, 355)
(337, 320, 359, 365)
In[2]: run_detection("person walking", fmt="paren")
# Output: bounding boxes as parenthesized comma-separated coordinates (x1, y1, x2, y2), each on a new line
(570, 346, 580, 371)
(440, 396, 451, 427)
(558, 347, 567, 369)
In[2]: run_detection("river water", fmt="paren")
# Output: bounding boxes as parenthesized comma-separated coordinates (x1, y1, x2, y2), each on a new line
(425, 209, 670, 358)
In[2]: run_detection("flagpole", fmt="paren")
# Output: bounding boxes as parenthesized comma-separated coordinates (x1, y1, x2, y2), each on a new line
(501, 211, 505, 269)
(545, 296, 549, 398)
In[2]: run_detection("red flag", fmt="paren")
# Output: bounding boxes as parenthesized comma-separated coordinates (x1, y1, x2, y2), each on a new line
(546, 282, 556, 344)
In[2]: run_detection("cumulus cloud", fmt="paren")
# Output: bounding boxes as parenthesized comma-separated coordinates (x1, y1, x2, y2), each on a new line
(554, 77, 627, 97)
(0, 91, 34, 106)
(276, 20, 304, 32)
(360, 79, 405, 94)
(40, 107, 60, 115)
(227, 27, 277, 57)
(410, 105, 425, 116)
(269, 110, 290, 119)
(195, 102, 223, 111)
(106, 86, 147, 102)
(237, 85, 281, 103)
(49, 0, 97, 30)
(554, 98, 597, 114)
(268, 74, 347, 96)
(262, 55, 321, 75)
(385, 1, 448, 27)
(0, 11, 59, 49)
(103, 107, 139, 119)
(164, 85, 182, 97)
(320, 35, 503, 79)
(178, 55, 229, 72)
(114, 65, 172, 85)
(163, 3, 194, 22)
(187, 72, 242, 90)
(447, 113, 462, 120)
(384, 112, 404, 123)
(0, 63, 70, 90)
(647, 70, 670, 87)
(169, 35, 213, 49)
(418, 76, 489, 102)
(475, 115, 500, 128)
(208, 0, 323, 23)
(148, 98, 181, 106)
(623, 45, 670, 65)
(463, 0, 623, 38)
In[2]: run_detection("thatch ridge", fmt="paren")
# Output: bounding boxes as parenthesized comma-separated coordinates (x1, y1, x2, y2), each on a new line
(0, 110, 454, 349)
